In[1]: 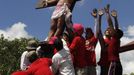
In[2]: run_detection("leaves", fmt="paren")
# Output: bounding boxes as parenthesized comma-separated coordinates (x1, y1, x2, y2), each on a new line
(0, 35, 38, 75)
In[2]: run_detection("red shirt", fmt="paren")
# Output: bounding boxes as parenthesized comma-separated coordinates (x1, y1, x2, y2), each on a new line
(69, 36, 87, 68)
(26, 58, 53, 75)
(85, 36, 97, 66)
(11, 71, 28, 75)
(98, 38, 110, 66)
(108, 37, 120, 61)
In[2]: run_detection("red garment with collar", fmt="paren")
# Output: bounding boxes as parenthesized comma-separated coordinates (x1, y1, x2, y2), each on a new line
(26, 58, 53, 75)
(108, 37, 120, 61)
(70, 36, 87, 68)
(85, 36, 97, 66)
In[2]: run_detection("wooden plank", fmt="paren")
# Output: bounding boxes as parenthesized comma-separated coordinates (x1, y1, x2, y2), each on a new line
(119, 41, 134, 53)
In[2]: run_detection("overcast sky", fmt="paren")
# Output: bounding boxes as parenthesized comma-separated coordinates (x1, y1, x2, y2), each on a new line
(0, 0, 134, 74)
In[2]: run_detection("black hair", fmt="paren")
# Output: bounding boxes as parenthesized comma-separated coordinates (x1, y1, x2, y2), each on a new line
(85, 27, 94, 39)
(38, 41, 54, 58)
(53, 38, 63, 51)
(116, 29, 124, 39)
(62, 32, 69, 38)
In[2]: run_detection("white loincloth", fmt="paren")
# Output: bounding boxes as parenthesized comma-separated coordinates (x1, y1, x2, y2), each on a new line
(51, 3, 71, 19)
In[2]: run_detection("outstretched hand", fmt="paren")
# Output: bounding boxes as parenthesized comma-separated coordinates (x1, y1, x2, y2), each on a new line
(98, 9, 104, 16)
(111, 10, 117, 18)
(36, 0, 48, 9)
(91, 8, 98, 18)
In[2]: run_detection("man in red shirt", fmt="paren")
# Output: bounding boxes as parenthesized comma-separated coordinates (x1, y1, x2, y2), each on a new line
(84, 8, 102, 75)
(97, 4, 123, 75)
(85, 27, 97, 75)
(25, 41, 54, 75)
(107, 10, 123, 75)
(97, 5, 112, 75)
(11, 71, 28, 75)
(26, 58, 53, 75)
(69, 23, 87, 75)
(12, 42, 54, 75)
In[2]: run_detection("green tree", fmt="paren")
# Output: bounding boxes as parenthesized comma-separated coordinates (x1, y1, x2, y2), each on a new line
(131, 72, 134, 75)
(0, 34, 38, 75)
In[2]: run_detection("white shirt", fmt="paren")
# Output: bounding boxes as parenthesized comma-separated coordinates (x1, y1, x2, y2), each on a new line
(20, 51, 31, 70)
(51, 48, 75, 75)
(36, 46, 41, 57)
(61, 39, 70, 51)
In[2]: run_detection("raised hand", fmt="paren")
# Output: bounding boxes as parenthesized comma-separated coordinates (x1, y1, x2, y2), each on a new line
(91, 8, 98, 18)
(98, 9, 104, 16)
(104, 4, 110, 13)
(42, 0, 48, 7)
(111, 10, 117, 18)
(36, 0, 48, 9)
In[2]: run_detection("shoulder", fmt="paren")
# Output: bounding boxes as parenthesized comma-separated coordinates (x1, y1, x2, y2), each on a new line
(73, 36, 81, 40)
(52, 52, 61, 60)
(21, 51, 28, 57)
(73, 36, 84, 41)
(22, 51, 28, 55)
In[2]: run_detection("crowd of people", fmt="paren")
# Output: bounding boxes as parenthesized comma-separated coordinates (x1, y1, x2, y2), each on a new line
(11, 0, 134, 75)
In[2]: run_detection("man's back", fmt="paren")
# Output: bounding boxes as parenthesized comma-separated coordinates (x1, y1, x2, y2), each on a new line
(52, 48, 75, 75)
(70, 36, 87, 68)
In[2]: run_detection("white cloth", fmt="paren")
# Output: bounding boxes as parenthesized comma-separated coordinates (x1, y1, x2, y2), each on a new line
(61, 39, 70, 51)
(20, 51, 31, 70)
(36, 46, 41, 57)
(51, 3, 71, 19)
(51, 48, 75, 75)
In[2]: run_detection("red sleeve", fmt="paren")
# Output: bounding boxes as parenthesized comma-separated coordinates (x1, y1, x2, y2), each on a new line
(69, 37, 80, 53)
(108, 37, 120, 61)
(91, 37, 98, 46)
(11, 71, 28, 75)
(48, 58, 52, 66)
(54, 48, 58, 54)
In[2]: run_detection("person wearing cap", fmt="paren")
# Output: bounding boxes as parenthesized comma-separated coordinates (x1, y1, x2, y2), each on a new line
(20, 40, 38, 70)
(25, 50, 53, 75)
(69, 23, 87, 75)
(12, 49, 53, 75)
(36, 41, 54, 58)
(12, 49, 38, 75)
(51, 37, 75, 75)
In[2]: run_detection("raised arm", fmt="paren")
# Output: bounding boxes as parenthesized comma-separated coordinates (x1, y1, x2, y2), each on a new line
(97, 9, 105, 49)
(119, 41, 134, 53)
(111, 10, 119, 30)
(104, 4, 114, 28)
(65, 9, 74, 43)
(91, 8, 98, 38)
(36, 0, 59, 9)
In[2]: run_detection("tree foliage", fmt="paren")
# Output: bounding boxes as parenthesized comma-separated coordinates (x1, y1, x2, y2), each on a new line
(0, 34, 38, 75)
(131, 72, 134, 75)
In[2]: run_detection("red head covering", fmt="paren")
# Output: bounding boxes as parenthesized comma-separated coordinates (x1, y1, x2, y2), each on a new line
(73, 23, 84, 35)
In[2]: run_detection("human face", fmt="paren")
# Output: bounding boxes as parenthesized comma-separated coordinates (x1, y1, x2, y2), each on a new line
(105, 28, 115, 37)
(85, 30, 93, 39)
